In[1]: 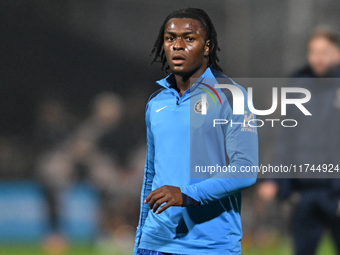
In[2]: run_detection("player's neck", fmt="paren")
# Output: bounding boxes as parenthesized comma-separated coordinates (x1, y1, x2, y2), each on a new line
(174, 65, 208, 97)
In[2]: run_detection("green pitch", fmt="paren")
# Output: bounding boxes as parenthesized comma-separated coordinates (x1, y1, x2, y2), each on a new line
(0, 235, 335, 255)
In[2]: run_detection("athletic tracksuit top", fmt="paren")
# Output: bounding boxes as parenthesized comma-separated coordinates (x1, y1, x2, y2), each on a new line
(134, 66, 259, 255)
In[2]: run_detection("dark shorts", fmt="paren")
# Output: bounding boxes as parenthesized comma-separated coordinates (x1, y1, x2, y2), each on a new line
(137, 248, 183, 255)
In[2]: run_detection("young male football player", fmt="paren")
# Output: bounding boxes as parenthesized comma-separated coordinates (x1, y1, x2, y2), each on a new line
(134, 8, 258, 255)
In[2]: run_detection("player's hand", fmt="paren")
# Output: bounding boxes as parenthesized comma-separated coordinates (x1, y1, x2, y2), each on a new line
(144, 185, 183, 214)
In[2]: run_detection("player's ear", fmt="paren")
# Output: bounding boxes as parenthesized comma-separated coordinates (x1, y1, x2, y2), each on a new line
(204, 40, 211, 57)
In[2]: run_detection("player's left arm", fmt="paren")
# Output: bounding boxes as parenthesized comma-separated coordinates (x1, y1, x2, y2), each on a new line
(181, 119, 258, 204)
(180, 86, 258, 204)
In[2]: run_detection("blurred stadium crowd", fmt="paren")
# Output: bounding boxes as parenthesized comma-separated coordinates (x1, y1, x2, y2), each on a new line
(0, 90, 147, 252)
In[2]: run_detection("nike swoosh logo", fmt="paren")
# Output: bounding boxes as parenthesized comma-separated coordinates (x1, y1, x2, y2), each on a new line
(156, 106, 167, 113)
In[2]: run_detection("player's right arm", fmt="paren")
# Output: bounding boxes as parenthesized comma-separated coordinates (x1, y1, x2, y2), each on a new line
(133, 102, 155, 255)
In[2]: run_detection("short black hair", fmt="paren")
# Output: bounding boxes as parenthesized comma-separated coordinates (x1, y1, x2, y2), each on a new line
(151, 7, 222, 72)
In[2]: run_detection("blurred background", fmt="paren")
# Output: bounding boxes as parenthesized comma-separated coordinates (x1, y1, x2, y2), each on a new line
(1, 0, 340, 254)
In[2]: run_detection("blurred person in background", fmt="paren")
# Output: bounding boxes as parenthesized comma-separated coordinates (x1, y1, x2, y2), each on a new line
(257, 27, 340, 255)
(35, 92, 136, 253)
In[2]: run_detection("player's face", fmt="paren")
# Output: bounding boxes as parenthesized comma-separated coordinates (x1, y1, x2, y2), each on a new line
(163, 18, 210, 76)
(308, 36, 340, 76)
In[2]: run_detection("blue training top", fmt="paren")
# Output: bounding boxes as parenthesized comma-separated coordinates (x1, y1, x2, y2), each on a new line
(134, 66, 259, 255)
